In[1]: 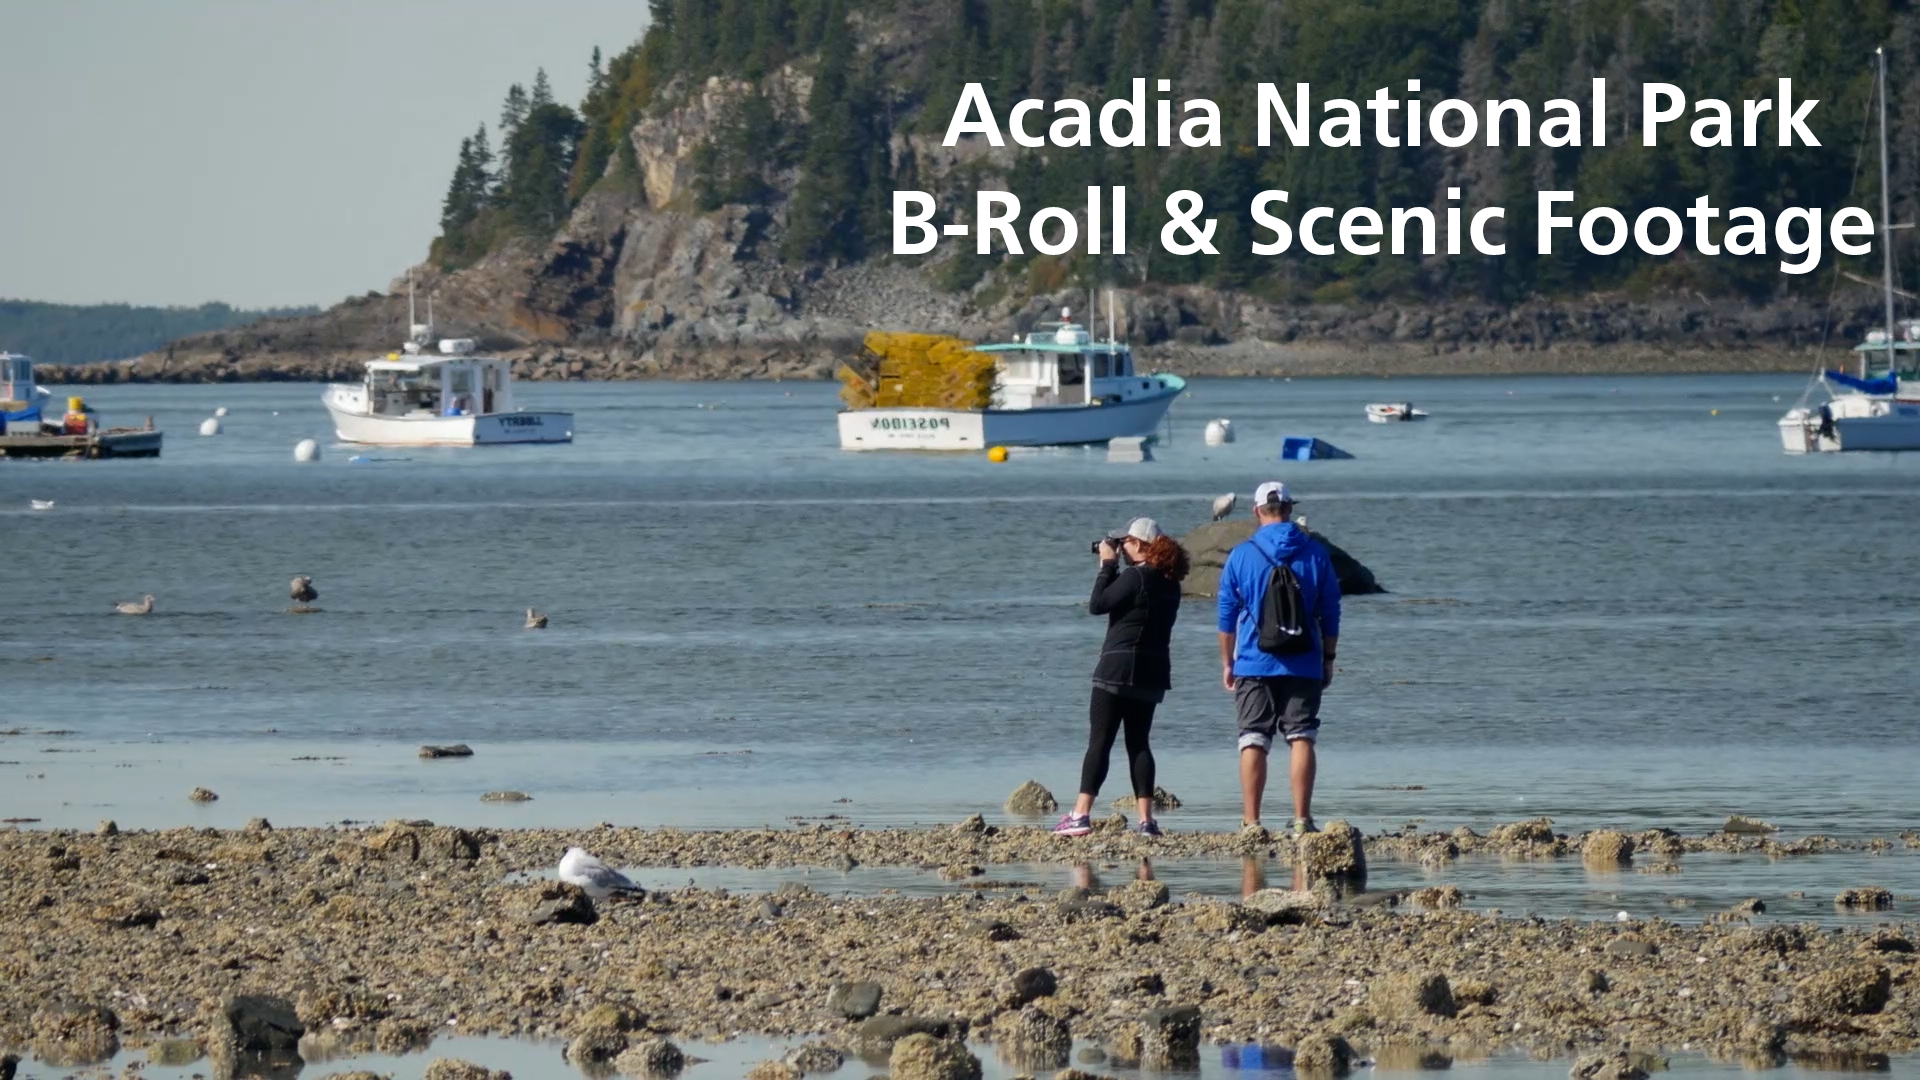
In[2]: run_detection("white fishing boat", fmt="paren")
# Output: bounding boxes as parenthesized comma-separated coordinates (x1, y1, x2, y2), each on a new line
(323, 303, 572, 447)
(837, 302, 1183, 451)
(1779, 47, 1920, 454)
(1365, 402, 1427, 423)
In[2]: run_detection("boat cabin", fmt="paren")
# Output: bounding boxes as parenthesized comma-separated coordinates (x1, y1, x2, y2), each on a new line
(976, 321, 1163, 410)
(2, 353, 40, 405)
(364, 341, 514, 418)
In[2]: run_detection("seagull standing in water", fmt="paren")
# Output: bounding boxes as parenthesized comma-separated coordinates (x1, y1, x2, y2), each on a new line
(558, 847, 640, 899)
(1210, 493, 1237, 521)
(115, 595, 155, 615)
(290, 576, 318, 603)
(525, 608, 548, 630)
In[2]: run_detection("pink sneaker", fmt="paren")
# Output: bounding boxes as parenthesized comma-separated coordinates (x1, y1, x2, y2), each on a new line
(1052, 813, 1092, 837)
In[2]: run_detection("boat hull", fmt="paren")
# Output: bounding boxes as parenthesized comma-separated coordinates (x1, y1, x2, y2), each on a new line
(327, 405, 573, 446)
(838, 388, 1179, 450)
(1779, 399, 1920, 453)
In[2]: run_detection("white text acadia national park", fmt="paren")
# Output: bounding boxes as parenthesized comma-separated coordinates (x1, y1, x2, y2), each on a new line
(894, 77, 1873, 276)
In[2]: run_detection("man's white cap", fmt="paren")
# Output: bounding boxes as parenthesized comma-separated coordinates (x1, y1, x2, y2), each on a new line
(1254, 481, 1295, 507)
(1125, 516, 1164, 542)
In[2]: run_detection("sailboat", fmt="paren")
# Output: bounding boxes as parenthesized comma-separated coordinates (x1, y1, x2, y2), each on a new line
(1779, 46, 1920, 453)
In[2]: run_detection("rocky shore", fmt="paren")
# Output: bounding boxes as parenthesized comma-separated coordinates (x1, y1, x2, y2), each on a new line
(3, 819, 1915, 1076)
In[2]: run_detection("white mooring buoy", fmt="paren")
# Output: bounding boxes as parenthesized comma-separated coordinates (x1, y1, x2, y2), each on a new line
(1204, 418, 1235, 445)
(199, 417, 222, 436)
(293, 438, 319, 462)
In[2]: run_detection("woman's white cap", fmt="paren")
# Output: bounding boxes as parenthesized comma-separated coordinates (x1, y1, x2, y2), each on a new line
(1125, 517, 1164, 542)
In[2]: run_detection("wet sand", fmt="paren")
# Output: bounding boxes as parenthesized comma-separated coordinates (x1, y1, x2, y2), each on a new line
(3, 821, 1915, 1074)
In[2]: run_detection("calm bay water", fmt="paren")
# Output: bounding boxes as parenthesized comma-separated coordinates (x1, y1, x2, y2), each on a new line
(2, 373, 1918, 840)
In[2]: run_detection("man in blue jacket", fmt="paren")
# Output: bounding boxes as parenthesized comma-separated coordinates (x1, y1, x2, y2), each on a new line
(1217, 481, 1341, 837)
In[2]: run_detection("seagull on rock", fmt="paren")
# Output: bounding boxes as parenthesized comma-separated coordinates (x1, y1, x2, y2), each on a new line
(525, 608, 548, 630)
(1211, 493, 1237, 521)
(558, 847, 640, 899)
(115, 594, 154, 615)
(290, 576, 318, 603)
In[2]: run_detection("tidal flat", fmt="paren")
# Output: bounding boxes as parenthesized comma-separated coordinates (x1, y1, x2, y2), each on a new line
(3, 820, 1915, 1078)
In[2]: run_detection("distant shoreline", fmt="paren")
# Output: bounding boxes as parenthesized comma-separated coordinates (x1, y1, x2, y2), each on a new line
(41, 342, 1830, 385)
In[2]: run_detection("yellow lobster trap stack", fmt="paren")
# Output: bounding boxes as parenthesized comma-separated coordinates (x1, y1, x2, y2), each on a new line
(838, 331, 995, 411)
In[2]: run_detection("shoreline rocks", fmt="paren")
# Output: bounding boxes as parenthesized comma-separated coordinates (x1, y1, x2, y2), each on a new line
(0, 823, 1915, 1067)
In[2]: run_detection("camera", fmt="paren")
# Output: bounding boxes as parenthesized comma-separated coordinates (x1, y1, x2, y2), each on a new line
(1090, 531, 1132, 562)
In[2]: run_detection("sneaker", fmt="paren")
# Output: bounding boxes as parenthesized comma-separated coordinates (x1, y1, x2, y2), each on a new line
(1238, 821, 1270, 843)
(1052, 813, 1092, 837)
(1291, 817, 1318, 836)
(1136, 819, 1164, 838)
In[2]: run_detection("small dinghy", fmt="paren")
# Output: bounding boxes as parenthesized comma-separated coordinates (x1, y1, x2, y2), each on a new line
(1365, 402, 1428, 423)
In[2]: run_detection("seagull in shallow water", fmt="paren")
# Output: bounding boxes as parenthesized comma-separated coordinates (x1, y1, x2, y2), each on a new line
(1211, 493, 1236, 521)
(525, 608, 548, 630)
(115, 594, 154, 615)
(290, 576, 318, 603)
(558, 847, 639, 898)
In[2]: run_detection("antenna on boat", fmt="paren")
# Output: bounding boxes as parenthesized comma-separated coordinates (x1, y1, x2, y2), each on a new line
(1106, 289, 1116, 346)
(1875, 46, 1894, 381)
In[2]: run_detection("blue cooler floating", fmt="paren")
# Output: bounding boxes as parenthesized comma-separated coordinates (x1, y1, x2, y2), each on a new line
(1280, 436, 1353, 460)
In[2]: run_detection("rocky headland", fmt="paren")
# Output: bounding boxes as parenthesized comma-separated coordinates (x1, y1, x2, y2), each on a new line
(3, 819, 1914, 1076)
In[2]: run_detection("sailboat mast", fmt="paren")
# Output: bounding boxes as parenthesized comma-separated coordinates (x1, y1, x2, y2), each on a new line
(1877, 45, 1895, 380)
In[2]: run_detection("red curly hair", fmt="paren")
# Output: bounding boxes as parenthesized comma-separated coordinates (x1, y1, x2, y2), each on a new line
(1134, 535, 1190, 582)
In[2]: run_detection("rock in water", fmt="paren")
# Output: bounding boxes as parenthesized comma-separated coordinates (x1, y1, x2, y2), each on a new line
(1004, 780, 1058, 815)
(1137, 1005, 1201, 1069)
(1835, 886, 1893, 910)
(30, 1003, 119, 1067)
(1292, 1033, 1356, 1076)
(998, 1006, 1070, 1069)
(188, 787, 219, 802)
(889, 1033, 982, 1080)
(1723, 814, 1778, 835)
(745, 1063, 801, 1080)
(780, 1041, 842, 1075)
(1, 1052, 17, 1080)
(1179, 520, 1383, 598)
(616, 1038, 686, 1077)
(1296, 820, 1366, 888)
(1569, 1052, 1650, 1080)
(419, 743, 475, 758)
(1582, 830, 1635, 867)
(221, 995, 305, 1053)
(423, 1061, 512, 1080)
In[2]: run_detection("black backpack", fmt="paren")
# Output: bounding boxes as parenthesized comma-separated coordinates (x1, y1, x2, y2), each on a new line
(1253, 543, 1314, 656)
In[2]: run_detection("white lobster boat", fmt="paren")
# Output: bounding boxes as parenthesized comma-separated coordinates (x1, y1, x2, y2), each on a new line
(323, 330, 572, 447)
(837, 311, 1183, 451)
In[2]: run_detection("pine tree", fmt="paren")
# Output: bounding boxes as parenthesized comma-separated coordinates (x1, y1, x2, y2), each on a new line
(471, 124, 495, 197)
(499, 83, 529, 143)
(530, 68, 555, 110)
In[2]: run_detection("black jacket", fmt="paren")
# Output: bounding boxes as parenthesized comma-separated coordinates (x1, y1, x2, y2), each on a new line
(1088, 561, 1182, 690)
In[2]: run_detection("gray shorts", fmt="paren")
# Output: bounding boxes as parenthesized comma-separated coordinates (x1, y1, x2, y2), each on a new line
(1233, 675, 1322, 751)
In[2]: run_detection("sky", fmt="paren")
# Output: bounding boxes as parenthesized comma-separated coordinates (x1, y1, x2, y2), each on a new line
(0, 1, 648, 309)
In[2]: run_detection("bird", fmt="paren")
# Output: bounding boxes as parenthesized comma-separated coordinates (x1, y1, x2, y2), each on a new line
(558, 847, 640, 898)
(525, 608, 548, 630)
(114, 595, 155, 615)
(214, 406, 229, 418)
(29, 499, 54, 511)
(1210, 493, 1237, 521)
(290, 576, 318, 603)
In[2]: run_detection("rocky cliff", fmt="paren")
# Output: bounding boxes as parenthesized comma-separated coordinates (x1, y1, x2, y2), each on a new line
(63, 61, 1884, 385)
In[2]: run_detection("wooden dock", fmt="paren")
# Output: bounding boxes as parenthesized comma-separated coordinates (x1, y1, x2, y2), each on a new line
(0, 427, 164, 459)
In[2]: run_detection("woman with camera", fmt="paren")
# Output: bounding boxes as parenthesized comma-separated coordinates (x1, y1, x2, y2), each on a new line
(1054, 517, 1189, 838)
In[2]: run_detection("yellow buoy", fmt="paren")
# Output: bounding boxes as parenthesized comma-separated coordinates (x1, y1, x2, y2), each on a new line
(1710, 409, 1719, 416)
(987, 445, 1009, 463)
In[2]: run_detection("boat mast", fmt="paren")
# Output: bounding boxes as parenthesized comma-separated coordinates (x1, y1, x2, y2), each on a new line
(1876, 45, 1894, 380)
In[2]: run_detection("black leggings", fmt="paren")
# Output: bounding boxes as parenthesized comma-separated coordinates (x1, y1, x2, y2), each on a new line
(1078, 687, 1157, 800)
